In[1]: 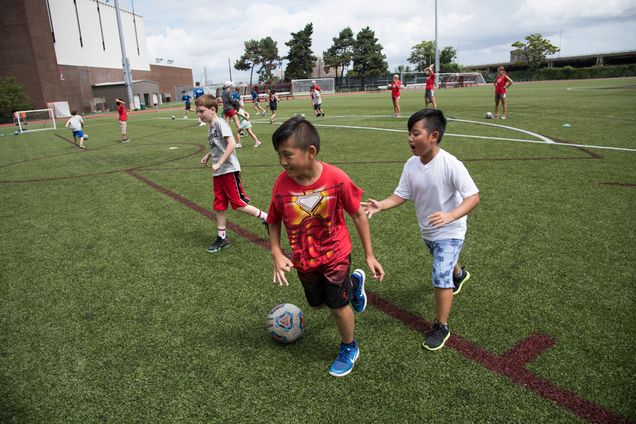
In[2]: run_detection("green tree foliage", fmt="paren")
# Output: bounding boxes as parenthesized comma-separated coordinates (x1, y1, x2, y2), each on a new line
(512, 33, 560, 70)
(323, 27, 355, 86)
(234, 37, 281, 84)
(284, 23, 317, 81)
(350, 27, 388, 84)
(0, 76, 32, 123)
(407, 41, 435, 71)
(408, 42, 460, 72)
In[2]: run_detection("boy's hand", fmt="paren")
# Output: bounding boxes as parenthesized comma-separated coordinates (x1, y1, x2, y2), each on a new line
(212, 162, 221, 171)
(360, 199, 381, 218)
(428, 211, 454, 228)
(201, 155, 210, 166)
(366, 256, 385, 282)
(273, 255, 294, 286)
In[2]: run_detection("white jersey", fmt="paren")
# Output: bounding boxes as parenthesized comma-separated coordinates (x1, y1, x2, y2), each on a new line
(66, 115, 83, 131)
(394, 149, 479, 241)
(208, 118, 241, 176)
(311, 90, 322, 105)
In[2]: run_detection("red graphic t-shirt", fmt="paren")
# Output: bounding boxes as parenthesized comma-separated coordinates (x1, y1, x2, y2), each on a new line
(267, 162, 363, 272)
(495, 75, 508, 94)
(117, 104, 128, 121)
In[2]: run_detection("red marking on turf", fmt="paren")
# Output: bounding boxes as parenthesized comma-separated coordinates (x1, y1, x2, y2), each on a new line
(125, 170, 270, 251)
(128, 170, 630, 424)
(368, 292, 630, 424)
(600, 182, 636, 188)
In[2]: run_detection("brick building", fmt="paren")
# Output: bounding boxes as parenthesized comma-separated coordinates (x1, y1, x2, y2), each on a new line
(0, 0, 192, 115)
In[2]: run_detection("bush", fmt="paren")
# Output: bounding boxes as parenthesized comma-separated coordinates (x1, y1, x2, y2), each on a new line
(505, 64, 636, 82)
(0, 76, 32, 123)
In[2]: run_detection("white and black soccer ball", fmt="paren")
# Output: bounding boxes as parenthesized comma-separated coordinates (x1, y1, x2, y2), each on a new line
(266, 303, 305, 344)
(485, 112, 494, 119)
(171, 115, 175, 120)
(83, 134, 89, 140)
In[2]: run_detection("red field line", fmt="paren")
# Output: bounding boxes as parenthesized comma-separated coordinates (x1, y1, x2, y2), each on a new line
(126, 169, 631, 424)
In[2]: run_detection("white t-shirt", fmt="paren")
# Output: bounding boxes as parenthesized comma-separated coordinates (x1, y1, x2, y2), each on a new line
(394, 149, 479, 241)
(208, 117, 240, 176)
(66, 115, 83, 131)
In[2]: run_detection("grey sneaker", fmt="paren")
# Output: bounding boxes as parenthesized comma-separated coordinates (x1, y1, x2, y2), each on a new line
(452, 267, 470, 296)
(423, 320, 450, 351)
(206, 236, 230, 253)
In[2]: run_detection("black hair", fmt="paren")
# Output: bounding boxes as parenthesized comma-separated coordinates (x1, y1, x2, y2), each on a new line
(231, 100, 241, 110)
(407, 108, 447, 144)
(272, 116, 320, 153)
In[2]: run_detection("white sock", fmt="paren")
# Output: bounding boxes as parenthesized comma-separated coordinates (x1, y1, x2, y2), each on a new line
(218, 228, 226, 239)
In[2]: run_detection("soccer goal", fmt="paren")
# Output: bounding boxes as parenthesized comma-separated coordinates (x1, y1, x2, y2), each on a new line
(14, 109, 57, 134)
(291, 78, 335, 96)
(437, 73, 486, 88)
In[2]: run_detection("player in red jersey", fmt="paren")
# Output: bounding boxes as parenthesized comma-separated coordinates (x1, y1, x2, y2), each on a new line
(494, 66, 513, 119)
(424, 64, 437, 109)
(388, 74, 402, 117)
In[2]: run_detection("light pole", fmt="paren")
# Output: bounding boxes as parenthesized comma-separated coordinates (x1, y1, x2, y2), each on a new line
(434, 0, 440, 87)
(114, 0, 134, 108)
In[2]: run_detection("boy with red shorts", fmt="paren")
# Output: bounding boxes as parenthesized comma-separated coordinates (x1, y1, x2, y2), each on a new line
(195, 94, 268, 253)
(267, 116, 385, 377)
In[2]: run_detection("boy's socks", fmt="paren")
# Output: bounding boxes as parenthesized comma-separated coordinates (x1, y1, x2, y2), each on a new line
(217, 228, 226, 239)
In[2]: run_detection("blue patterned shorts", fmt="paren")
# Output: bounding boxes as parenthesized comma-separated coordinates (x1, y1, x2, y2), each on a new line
(424, 239, 464, 289)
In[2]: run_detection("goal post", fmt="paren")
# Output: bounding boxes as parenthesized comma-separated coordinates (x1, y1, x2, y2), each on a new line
(291, 78, 335, 96)
(14, 109, 57, 134)
(400, 72, 486, 89)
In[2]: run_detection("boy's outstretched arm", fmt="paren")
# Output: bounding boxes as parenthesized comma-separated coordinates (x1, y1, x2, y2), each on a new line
(428, 193, 480, 228)
(269, 221, 293, 286)
(351, 206, 385, 282)
(361, 194, 407, 218)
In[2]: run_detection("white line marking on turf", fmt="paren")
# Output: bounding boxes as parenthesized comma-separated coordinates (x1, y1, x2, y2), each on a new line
(169, 147, 178, 150)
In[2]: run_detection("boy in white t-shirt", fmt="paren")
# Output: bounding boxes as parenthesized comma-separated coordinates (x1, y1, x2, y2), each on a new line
(65, 110, 86, 149)
(362, 108, 480, 351)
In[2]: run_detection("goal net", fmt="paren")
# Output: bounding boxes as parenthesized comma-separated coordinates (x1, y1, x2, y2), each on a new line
(14, 109, 57, 133)
(437, 73, 486, 88)
(400, 72, 486, 89)
(291, 78, 335, 96)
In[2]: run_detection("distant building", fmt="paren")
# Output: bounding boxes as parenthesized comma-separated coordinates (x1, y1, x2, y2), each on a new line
(311, 56, 339, 79)
(0, 0, 192, 114)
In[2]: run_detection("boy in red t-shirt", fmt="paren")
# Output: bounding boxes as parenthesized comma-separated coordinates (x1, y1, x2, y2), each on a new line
(494, 66, 513, 119)
(388, 74, 402, 117)
(267, 116, 385, 377)
(115, 98, 129, 142)
(424, 64, 437, 109)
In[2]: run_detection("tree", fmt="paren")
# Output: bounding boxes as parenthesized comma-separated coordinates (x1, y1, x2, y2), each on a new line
(284, 23, 317, 81)
(407, 41, 435, 71)
(234, 39, 261, 86)
(235, 37, 281, 84)
(512, 33, 560, 70)
(408, 42, 460, 72)
(350, 27, 388, 85)
(0, 76, 32, 123)
(323, 27, 355, 86)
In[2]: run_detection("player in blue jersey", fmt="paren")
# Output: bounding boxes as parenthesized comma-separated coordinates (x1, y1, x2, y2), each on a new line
(251, 86, 267, 116)
(181, 90, 193, 119)
(193, 81, 206, 126)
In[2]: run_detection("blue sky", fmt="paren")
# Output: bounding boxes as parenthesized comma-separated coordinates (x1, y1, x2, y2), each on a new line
(122, 0, 636, 84)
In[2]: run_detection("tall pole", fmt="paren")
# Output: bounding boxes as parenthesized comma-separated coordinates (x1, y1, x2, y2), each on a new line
(434, 0, 440, 87)
(114, 0, 134, 108)
(204, 67, 208, 87)
(228, 58, 233, 81)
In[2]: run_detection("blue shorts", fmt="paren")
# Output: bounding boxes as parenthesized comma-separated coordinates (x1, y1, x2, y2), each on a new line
(72, 130, 84, 138)
(424, 239, 464, 289)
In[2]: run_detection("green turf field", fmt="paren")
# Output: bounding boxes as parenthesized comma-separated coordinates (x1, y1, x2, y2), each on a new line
(1, 78, 634, 423)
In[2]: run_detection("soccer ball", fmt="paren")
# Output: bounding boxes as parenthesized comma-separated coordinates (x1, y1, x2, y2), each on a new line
(171, 116, 175, 120)
(300, 113, 305, 118)
(266, 303, 305, 344)
(485, 112, 494, 119)
(83, 134, 89, 140)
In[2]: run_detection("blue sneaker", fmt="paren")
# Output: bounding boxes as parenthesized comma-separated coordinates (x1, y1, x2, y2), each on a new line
(329, 341, 360, 377)
(350, 269, 367, 313)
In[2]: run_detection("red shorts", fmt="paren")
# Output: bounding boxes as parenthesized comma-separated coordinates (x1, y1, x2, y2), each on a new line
(213, 171, 250, 211)
(223, 108, 237, 119)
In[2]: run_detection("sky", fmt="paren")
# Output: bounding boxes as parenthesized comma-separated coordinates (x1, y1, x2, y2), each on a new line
(122, 0, 636, 84)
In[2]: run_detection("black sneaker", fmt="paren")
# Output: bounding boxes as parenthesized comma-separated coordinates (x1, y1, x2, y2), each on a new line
(261, 217, 269, 235)
(452, 267, 470, 296)
(423, 320, 450, 351)
(206, 236, 230, 253)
